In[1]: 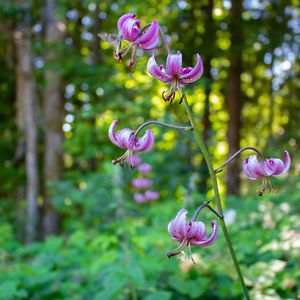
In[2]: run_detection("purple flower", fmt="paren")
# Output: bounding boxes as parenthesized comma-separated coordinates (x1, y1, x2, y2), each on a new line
(116, 13, 159, 66)
(167, 209, 218, 258)
(134, 192, 146, 203)
(109, 120, 154, 167)
(147, 51, 203, 103)
(243, 150, 291, 195)
(145, 190, 159, 201)
(137, 163, 152, 174)
(128, 155, 142, 167)
(131, 178, 153, 189)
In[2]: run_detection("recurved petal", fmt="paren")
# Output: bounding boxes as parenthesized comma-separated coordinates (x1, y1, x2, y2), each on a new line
(168, 209, 188, 241)
(180, 54, 203, 84)
(166, 52, 182, 77)
(116, 128, 134, 149)
(147, 55, 172, 83)
(108, 120, 120, 146)
(243, 155, 265, 179)
(133, 129, 154, 152)
(193, 221, 218, 247)
(187, 221, 206, 242)
(273, 150, 291, 176)
(135, 20, 159, 50)
(117, 13, 135, 32)
(121, 18, 141, 41)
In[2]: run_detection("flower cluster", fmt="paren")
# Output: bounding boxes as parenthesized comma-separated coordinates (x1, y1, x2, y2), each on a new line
(130, 156, 159, 203)
(106, 13, 292, 261)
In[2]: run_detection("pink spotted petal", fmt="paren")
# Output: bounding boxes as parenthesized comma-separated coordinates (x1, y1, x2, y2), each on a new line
(166, 52, 182, 77)
(117, 13, 136, 32)
(243, 155, 265, 179)
(263, 158, 284, 176)
(121, 18, 141, 41)
(168, 209, 188, 241)
(147, 55, 173, 83)
(273, 150, 291, 176)
(116, 128, 134, 149)
(187, 221, 206, 243)
(193, 221, 218, 247)
(135, 20, 159, 50)
(108, 120, 120, 146)
(180, 54, 204, 84)
(133, 129, 154, 152)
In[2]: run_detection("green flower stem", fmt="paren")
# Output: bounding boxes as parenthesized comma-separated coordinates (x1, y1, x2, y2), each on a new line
(183, 96, 250, 300)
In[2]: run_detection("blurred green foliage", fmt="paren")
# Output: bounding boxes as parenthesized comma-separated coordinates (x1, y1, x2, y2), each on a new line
(0, 175, 300, 299)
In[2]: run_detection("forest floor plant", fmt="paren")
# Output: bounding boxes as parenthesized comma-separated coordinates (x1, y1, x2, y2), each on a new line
(102, 13, 291, 300)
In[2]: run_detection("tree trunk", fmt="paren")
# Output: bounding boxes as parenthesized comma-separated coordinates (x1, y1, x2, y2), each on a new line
(14, 19, 39, 243)
(42, 0, 64, 236)
(226, 0, 243, 195)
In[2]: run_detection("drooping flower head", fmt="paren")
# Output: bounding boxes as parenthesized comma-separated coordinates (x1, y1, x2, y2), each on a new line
(108, 120, 154, 167)
(116, 13, 159, 66)
(147, 51, 203, 103)
(243, 150, 291, 196)
(167, 209, 218, 258)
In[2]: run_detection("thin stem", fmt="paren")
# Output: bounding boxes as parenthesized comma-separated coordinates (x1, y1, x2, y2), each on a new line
(159, 26, 171, 54)
(214, 146, 264, 174)
(206, 204, 223, 219)
(190, 201, 211, 223)
(183, 96, 250, 300)
(134, 120, 192, 137)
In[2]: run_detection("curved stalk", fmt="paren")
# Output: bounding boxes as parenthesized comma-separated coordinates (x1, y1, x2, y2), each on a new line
(183, 96, 250, 300)
(214, 146, 264, 174)
(134, 120, 192, 137)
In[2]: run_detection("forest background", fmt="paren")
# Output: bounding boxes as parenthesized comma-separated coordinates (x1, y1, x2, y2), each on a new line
(0, 0, 299, 299)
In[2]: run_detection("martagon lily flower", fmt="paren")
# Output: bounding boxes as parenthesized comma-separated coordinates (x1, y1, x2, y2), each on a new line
(147, 51, 203, 103)
(167, 209, 218, 258)
(243, 150, 291, 195)
(116, 13, 159, 66)
(108, 120, 154, 167)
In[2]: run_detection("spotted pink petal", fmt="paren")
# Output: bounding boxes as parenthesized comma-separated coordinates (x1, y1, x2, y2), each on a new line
(135, 20, 159, 50)
(187, 221, 206, 243)
(116, 128, 134, 149)
(117, 13, 136, 32)
(133, 129, 154, 152)
(180, 54, 203, 84)
(147, 55, 173, 83)
(243, 155, 265, 179)
(273, 150, 291, 176)
(166, 52, 182, 77)
(121, 18, 141, 41)
(192, 221, 218, 247)
(168, 209, 187, 241)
